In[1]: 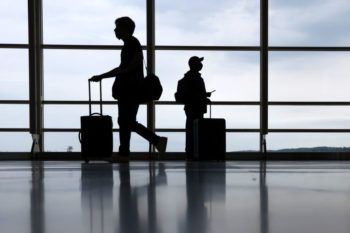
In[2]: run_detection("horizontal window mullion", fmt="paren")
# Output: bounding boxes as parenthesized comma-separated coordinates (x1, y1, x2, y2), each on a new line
(156, 46, 259, 51)
(0, 44, 29, 49)
(269, 129, 350, 133)
(269, 102, 350, 106)
(40, 45, 350, 52)
(0, 101, 29, 104)
(43, 44, 125, 50)
(0, 128, 30, 132)
(270, 47, 350, 52)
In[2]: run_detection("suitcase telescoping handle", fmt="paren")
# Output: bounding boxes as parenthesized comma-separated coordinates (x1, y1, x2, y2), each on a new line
(88, 80, 103, 116)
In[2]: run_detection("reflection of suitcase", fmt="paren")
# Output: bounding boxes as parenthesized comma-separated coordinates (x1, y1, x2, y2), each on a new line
(79, 81, 113, 162)
(193, 106, 226, 160)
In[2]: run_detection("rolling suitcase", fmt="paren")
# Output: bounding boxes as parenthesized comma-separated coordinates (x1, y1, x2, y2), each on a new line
(79, 80, 113, 162)
(193, 105, 226, 161)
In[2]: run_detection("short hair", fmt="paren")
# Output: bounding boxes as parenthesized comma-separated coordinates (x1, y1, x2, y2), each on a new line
(115, 17, 135, 35)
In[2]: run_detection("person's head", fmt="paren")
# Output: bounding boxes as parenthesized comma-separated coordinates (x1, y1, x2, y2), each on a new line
(114, 17, 135, 40)
(188, 56, 204, 72)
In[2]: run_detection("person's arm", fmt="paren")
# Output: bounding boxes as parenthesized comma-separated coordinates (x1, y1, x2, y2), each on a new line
(90, 67, 121, 82)
(90, 49, 142, 82)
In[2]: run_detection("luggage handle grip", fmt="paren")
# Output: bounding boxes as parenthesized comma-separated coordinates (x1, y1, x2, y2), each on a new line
(90, 112, 102, 116)
(88, 80, 103, 116)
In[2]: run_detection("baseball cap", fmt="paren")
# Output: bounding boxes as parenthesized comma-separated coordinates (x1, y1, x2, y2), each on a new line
(188, 56, 204, 66)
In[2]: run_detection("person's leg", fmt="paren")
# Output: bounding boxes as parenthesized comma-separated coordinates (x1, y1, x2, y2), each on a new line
(185, 117, 192, 159)
(118, 100, 133, 156)
(129, 101, 167, 154)
(185, 111, 203, 160)
(185, 111, 194, 159)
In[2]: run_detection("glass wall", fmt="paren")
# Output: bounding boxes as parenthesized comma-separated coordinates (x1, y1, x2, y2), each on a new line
(0, 1, 29, 152)
(1, 0, 350, 153)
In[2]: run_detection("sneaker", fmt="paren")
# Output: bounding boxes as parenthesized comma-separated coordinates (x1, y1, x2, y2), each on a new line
(155, 136, 168, 157)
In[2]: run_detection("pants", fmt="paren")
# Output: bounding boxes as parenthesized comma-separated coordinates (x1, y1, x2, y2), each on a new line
(185, 110, 203, 159)
(118, 100, 159, 155)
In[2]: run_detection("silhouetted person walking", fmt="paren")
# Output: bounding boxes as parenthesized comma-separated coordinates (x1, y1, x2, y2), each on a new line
(175, 56, 211, 160)
(90, 17, 167, 160)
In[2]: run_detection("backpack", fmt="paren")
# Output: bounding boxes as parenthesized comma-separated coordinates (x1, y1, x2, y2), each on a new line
(138, 73, 163, 103)
(174, 78, 186, 103)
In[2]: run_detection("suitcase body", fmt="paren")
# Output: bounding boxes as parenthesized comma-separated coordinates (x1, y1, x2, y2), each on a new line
(193, 118, 226, 161)
(80, 81, 113, 162)
(80, 115, 113, 160)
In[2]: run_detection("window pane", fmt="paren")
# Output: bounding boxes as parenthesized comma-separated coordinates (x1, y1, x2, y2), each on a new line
(44, 49, 142, 100)
(155, 132, 185, 152)
(270, 0, 350, 46)
(44, 105, 146, 128)
(156, 51, 259, 101)
(0, 133, 31, 152)
(269, 52, 350, 101)
(267, 133, 350, 151)
(153, 132, 260, 153)
(156, 0, 259, 45)
(44, 132, 148, 152)
(209, 106, 259, 129)
(43, 0, 146, 45)
(0, 0, 28, 43)
(0, 105, 29, 128)
(156, 105, 259, 129)
(270, 106, 350, 129)
(156, 105, 185, 129)
(0, 49, 29, 100)
(227, 133, 259, 152)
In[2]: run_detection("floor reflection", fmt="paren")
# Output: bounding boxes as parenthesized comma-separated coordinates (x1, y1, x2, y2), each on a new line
(30, 161, 45, 233)
(118, 162, 168, 233)
(260, 161, 269, 233)
(81, 163, 114, 233)
(6, 161, 350, 233)
(182, 162, 226, 233)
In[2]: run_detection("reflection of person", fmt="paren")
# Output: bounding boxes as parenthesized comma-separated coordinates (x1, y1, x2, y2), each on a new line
(30, 162, 45, 233)
(90, 17, 167, 160)
(118, 163, 141, 233)
(175, 56, 211, 159)
(81, 164, 114, 233)
(182, 163, 208, 233)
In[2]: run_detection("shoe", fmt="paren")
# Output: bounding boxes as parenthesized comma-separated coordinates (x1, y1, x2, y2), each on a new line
(117, 156, 130, 163)
(118, 152, 130, 163)
(105, 156, 118, 163)
(105, 155, 129, 163)
(155, 137, 168, 157)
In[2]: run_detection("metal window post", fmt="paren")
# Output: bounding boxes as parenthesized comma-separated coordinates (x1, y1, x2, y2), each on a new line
(260, 0, 268, 153)
(28, 0, 44, 153)
(147, 0, 156, 153)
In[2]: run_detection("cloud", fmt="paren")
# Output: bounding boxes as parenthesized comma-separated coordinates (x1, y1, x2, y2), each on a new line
(270, 0, 350, 45)
(156, 0, 259, 45)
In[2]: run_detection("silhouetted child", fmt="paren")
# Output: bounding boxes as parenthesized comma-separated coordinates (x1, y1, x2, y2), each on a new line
(175, 56, 211, 160)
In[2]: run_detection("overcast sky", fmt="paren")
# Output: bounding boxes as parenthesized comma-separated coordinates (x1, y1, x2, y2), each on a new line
(1, 0, 350, 152)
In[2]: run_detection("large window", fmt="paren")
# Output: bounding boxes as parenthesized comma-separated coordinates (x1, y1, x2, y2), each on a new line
(0, 1, 29, 152)
(2, 0, 350, 153)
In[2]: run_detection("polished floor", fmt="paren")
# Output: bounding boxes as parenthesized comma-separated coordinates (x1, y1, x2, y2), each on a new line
(1, 161, 350, 233)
